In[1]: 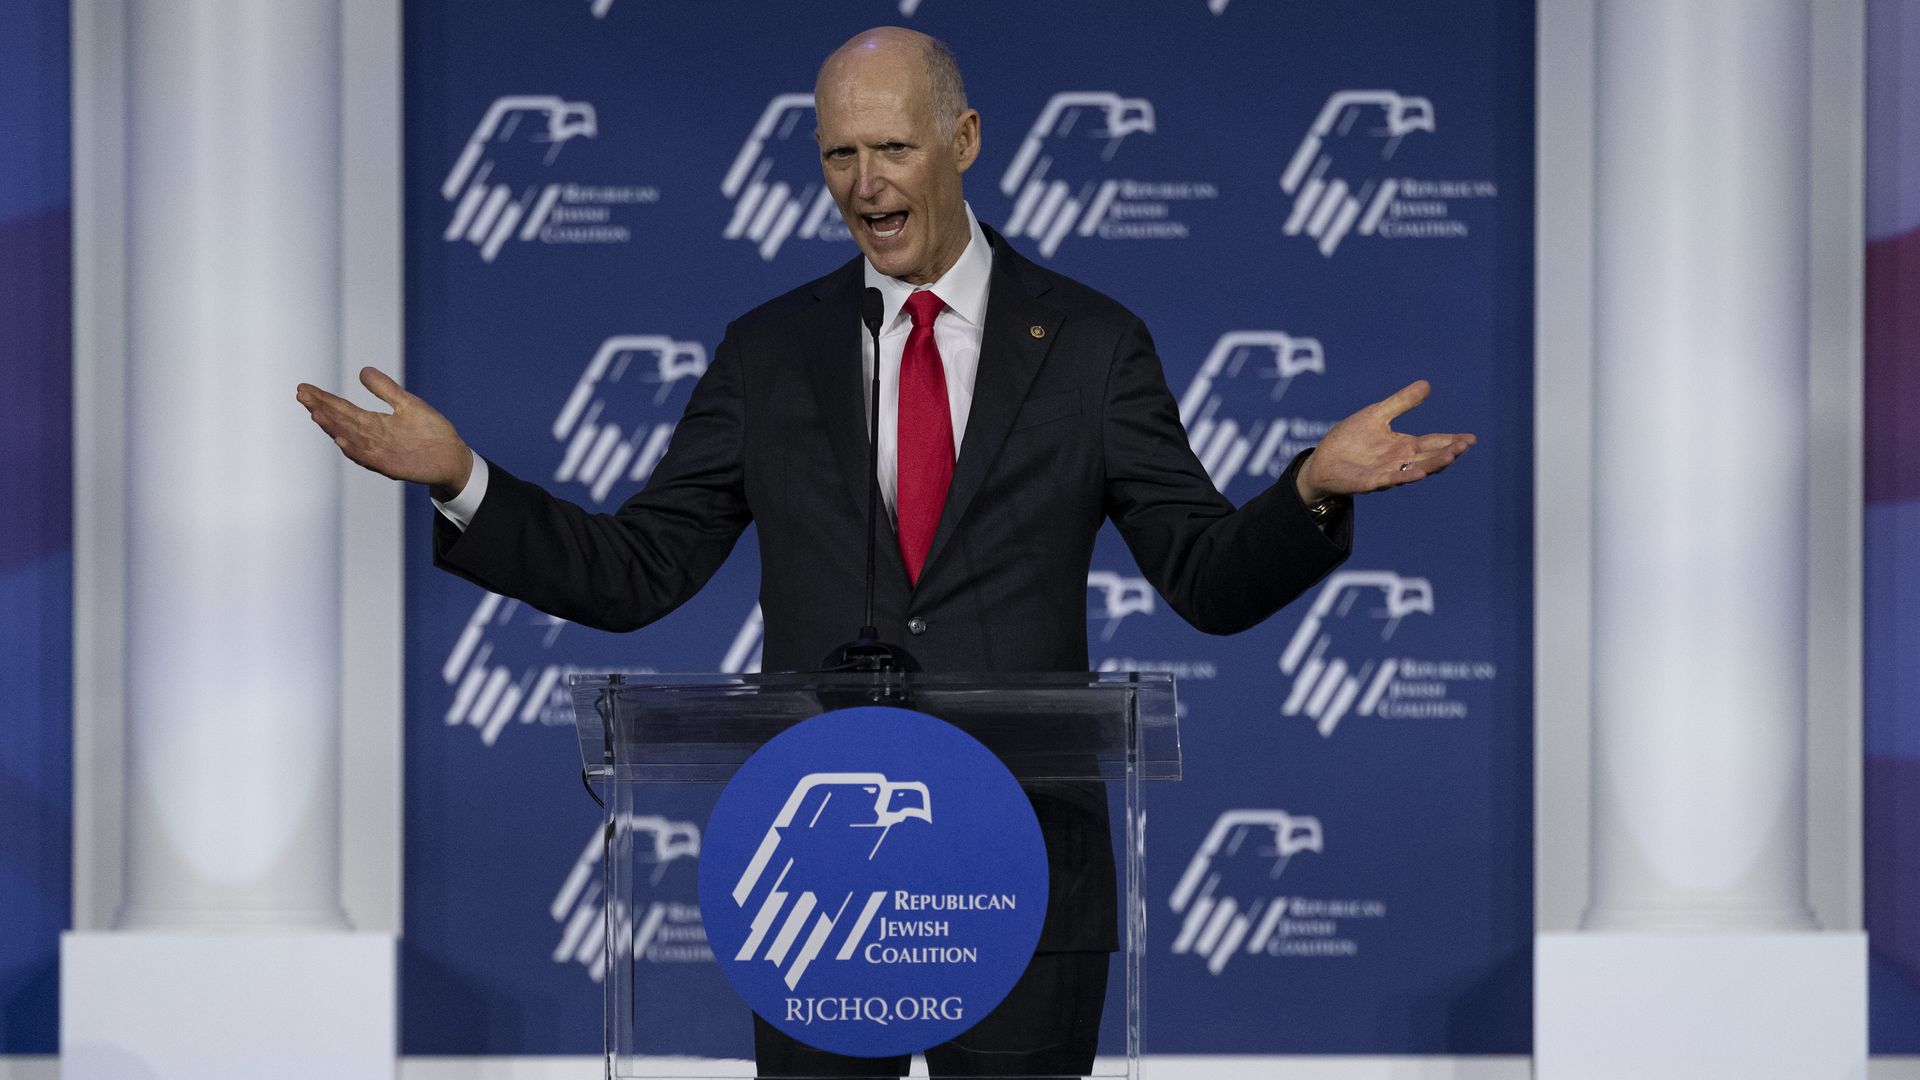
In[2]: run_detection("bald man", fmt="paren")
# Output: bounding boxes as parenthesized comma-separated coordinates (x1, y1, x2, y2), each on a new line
(300, 26, 1473, 1078)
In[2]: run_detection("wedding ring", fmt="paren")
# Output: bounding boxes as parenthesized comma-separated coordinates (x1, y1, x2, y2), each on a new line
(1399, 461, 1411, 472)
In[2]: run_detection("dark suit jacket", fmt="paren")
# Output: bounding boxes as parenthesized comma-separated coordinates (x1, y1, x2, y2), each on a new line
(435, 226, 1351, 950)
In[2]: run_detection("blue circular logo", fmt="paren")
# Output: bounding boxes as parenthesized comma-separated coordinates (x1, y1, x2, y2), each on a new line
(698, 706, 1049, 1057)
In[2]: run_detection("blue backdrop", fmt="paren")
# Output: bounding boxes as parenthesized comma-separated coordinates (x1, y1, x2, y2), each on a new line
(401, 0, 1534, 1055)
(1864, 0, 1920, 1054)
(0, 0, 72, 1055)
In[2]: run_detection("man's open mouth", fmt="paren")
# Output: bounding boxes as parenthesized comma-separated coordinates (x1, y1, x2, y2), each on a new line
(862, 211, 908, 239)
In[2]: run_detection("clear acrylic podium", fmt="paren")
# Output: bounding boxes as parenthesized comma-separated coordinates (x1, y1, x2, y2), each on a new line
(570, 671, 1180, 1080)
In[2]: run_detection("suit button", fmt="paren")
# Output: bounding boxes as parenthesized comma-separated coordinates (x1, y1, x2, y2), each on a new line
(907, 617, 928, 635)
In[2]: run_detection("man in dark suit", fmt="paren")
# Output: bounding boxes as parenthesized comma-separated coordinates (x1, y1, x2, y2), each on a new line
(299, 25, 1473, 1078)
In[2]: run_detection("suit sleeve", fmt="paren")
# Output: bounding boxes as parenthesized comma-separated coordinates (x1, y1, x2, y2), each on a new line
(432, 334, 753, 633)
(1101, 316, 1351, 635)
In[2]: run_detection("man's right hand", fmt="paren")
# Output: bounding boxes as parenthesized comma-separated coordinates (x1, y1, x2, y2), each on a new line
(297, 367, 473, 500)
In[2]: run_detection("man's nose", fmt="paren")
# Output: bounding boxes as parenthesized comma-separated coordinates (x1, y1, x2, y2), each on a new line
(853, 158, 885, 201)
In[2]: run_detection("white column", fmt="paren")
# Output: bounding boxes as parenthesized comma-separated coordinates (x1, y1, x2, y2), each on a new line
(1536, 1, 1865, 1075)
(62, 1, 393, 1075)
(116, 0, 348, 932)
(1585, 0, 1814, 933)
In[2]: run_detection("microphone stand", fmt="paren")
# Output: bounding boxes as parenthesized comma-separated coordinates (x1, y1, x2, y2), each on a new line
(821, 287, 921, 690)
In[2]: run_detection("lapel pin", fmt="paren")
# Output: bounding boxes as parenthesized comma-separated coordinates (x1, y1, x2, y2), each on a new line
(1029, 325, 1046, 339)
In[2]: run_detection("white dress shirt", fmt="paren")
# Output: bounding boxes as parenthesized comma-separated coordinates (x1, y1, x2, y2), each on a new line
(864, 205, 990, 521)
(435, 205, 993, 531)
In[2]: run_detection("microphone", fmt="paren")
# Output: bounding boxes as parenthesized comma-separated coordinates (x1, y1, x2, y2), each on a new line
(821, 287, 921, 674)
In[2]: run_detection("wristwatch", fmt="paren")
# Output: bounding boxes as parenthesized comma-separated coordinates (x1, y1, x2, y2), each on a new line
(1305, 495, 1346, 527)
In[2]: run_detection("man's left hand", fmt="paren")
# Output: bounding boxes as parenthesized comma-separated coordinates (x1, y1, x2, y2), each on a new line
(1295, 380, 1476, 505)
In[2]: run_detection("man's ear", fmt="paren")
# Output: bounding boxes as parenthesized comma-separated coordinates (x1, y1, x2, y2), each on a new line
(951, 109, 981, 174)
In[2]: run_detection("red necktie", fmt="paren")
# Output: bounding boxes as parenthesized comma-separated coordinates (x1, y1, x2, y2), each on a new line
(896, 290, 953, 586)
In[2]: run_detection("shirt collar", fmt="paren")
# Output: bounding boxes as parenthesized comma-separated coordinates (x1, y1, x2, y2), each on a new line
(862, 203, 993, 332)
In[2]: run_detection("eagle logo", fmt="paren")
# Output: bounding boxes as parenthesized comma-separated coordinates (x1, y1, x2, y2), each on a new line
(729, 773, 933, 990)
(721, 93, 849, 261)
(1278, 570, 1434, 736)
(1170, 810, 1324, 974)
(440, 593, 574, 745)
(1086, 570, 1155, 643)
(999, 92, 1156, 257)
(1178, 331, 1328, 495)
(441, 95, 598, 262)
(1279, 91, 1435, 257)
(551, 815, 702, 982)
(552, 335, 708, 505)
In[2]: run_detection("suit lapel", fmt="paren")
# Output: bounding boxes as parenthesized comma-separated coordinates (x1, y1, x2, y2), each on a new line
(917, 231, 1060, 582)
(805, 260, 877, 523)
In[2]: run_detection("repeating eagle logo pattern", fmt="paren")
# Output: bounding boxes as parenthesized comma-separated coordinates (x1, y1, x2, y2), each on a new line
(1279, 90, 1435, 257)
(1179, 331, 1328, 495)
(999, 92, 1157, 257)
(442, 95, 599, 262)
(1278, 570, 1434, 736)
(722, 93, 848, 261)
(729, 773, 933, 990)
(551, 815, 703, 982)
(440, 334, 697, 745)
(1170, 810, 1325, 974)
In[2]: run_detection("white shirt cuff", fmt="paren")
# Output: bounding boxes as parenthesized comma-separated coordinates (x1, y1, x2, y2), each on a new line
(432, 452, 489, 531)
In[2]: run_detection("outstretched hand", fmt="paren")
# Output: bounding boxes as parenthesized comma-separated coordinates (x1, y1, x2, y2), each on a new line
(1295, 380, 1475, 504)
(296, 367, 473, 499)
